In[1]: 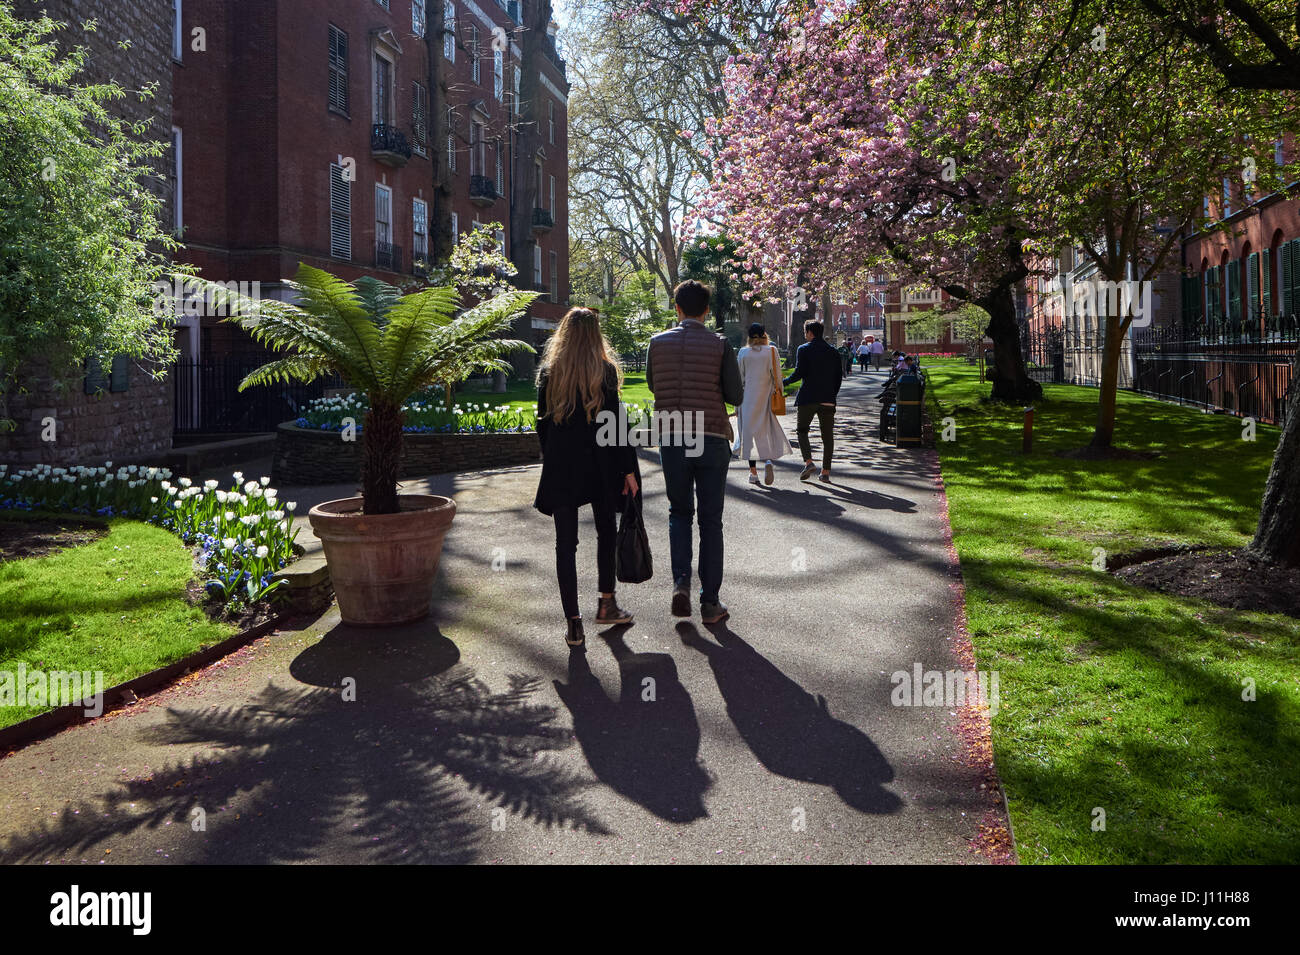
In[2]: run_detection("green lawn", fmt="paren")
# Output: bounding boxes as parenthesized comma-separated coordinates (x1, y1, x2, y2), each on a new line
(0, 514, 236, 728)
(926, 357, 1300, 863)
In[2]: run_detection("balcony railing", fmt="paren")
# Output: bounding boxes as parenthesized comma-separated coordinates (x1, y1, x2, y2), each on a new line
(531, 207, 554, 231)
(371, 124, 413, 166)
(376, 241, 403, 273)
(469, 174, 497, 205)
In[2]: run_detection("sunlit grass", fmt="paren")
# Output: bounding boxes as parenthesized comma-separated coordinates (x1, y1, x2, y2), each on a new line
(927, 358, 1300, 863)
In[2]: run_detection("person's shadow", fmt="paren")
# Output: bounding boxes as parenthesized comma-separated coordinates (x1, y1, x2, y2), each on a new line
(678, 622, 902, 814)
(554, 628, 711, 823)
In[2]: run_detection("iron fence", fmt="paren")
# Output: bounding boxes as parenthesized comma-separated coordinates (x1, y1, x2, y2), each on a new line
(173, 356, 347, 434)
(1018, 319, 1299, 424)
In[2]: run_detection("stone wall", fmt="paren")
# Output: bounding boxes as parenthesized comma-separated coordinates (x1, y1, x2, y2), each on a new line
(4, 0, 176, 467)
(273, 423, 541, 485)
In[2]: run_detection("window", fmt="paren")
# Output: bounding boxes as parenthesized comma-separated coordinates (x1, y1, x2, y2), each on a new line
(443, 2, 455, 61)
(495, 139, 504, 196)
(494, 48, 504, 101)
(170, 126, 183, 235)
(1222, 178, 1232, 218)
(1275, 140, 1285, 167)
(375, 0, 390, 9)
(470, 121, 484, 176)
(446, 107, 456, 170)
(471, 26, 480, 83)
(412, 198, 428, 260)
(549, 174, 555, 212)
(374, 53, 393, 124)
(534, 160, 543, 204)
(450, 211, 458, 245)
(513, 66, 521, 115)
(328, 26, 349, 114)
(495, 227, 505, 257)
(329, 162, 351, 259)
(549, 251, 558, 303)
(548, 99, 555, 144)
(172, 0, 183, 60)
(412, 82, 429, 155)
(412, 0, 426, 36)
(533, 243, 542, 286)
(375, 183, 393, 259)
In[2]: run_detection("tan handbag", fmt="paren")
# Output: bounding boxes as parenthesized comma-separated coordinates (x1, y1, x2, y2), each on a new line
(769, 346, 787, 416)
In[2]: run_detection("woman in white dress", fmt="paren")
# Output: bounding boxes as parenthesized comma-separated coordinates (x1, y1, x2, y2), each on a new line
(732, 323, 793, 485)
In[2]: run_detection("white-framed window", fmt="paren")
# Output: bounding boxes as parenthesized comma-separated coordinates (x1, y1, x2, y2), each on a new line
(548, 99, 555, 144)
(172, 0, 183, 60)
(443, 1, 456, 61)
(495, 139, 504, 195)
(471, 26, 480, 83)
(533, 243, 542, 286)
(170, 126, 183, 235)
(329, 162, 351, 259)
(328, 25, 349, 114)
(375, 183, 392, 242)
(512, 65, 521, 115)
(493, 48, 504, 101)
(549, 174, 555, 212)
(549, 250, 558, 302)
(412, 198, 428, 259)
(373, 51, 394, 124)
(446, 107, 456, 170)
(1222, 177, 1232, 217)
(412, 0, 426, 36)
(412, 81, 428, 155)
(450, 211, 459, 245)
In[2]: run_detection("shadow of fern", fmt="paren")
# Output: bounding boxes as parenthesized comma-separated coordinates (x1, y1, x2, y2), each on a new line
(0, 661, 610, 864)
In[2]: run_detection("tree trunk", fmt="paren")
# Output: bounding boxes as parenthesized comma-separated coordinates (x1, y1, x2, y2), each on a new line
(1248, 371, 1300, 566)
(1090, 314, 1125, 448)
(362, 396, 404, 515)
(978, 284, 1041, 403)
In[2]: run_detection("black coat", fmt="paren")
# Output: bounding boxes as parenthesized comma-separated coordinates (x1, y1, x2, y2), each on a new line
(784, 337, 844, 406)
(534, 363, 640, 516)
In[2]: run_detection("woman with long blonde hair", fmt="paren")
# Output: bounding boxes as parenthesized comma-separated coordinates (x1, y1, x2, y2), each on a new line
(534, 307, 640, 649)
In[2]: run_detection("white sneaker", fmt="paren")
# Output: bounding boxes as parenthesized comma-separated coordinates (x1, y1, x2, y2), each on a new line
(748, 472, 760, 485)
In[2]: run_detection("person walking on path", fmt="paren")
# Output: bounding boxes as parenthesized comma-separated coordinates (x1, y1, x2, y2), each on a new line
(871, 338, 885, 370)
(857, 340, 872, 373)
(732, 322, 792, 487)
(838, 339, 855, 376)
(535, 307, 640, 649)
(646, 280, 743, 625)
(784, 318, 843, 483)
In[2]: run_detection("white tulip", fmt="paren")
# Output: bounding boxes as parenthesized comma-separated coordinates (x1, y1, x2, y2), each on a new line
(256, 545, 269, 559)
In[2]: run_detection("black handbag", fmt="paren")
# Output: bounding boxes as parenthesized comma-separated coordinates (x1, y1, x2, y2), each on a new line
(615, 493, 653, 584)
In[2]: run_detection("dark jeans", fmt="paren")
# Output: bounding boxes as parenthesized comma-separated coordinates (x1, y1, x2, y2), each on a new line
(797, 404, 836, 471)
(552, 498, 617, 619)
(659, 436, 730, 604)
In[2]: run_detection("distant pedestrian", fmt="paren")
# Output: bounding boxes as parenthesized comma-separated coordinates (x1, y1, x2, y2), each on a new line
(733, 323, 792, 487)
(535, 307, 641, 650)
(784, 318, 843, 483)
(839, 339, 855, 376)
(871, 339, 885, 369)
(857, 340, 872, 372)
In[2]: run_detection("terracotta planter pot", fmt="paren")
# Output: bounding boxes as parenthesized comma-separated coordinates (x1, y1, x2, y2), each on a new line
(307, 494, 456, 626)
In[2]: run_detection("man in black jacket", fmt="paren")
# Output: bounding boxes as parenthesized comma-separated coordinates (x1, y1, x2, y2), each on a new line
(783, 319, 843, 482)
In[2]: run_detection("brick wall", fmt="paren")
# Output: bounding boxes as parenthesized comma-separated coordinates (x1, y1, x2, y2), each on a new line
(3, 0, 176, 467)
(273, 422, 540, 485)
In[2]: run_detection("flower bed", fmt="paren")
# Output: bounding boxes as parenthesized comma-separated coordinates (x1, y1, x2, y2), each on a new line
(0, 463, 298, 608)
(296, 392, 536, 434)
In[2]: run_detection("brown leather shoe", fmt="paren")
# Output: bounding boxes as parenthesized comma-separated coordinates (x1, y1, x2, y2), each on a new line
(595, 595, 633, 625)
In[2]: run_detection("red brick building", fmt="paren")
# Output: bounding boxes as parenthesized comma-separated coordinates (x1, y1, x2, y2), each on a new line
(171, 0, 569, 368)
